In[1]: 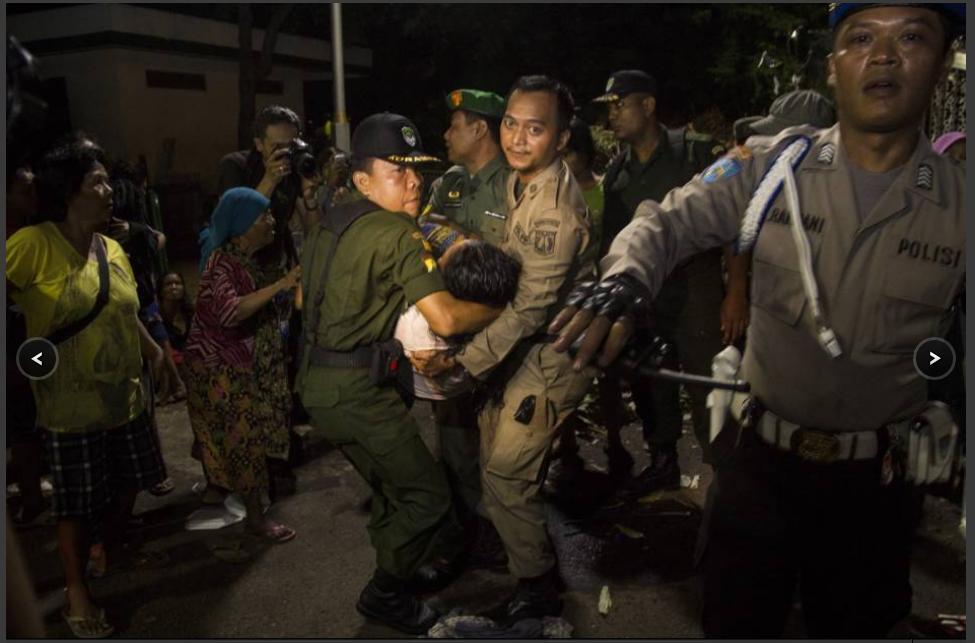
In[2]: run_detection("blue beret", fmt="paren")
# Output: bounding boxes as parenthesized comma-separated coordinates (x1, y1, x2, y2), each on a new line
(829, 3, 965, 35)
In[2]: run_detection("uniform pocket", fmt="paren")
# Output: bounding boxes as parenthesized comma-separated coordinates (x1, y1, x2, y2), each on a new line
(872, 269, 957, 354)
(750, 259, 806, 327)
(300, 368, 341, 408)
(485, 393, 556, 483)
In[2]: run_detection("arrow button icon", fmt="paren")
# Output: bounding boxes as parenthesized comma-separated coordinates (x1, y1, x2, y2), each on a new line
(16, 337, 59, 380)
(915, 337, 955, 381)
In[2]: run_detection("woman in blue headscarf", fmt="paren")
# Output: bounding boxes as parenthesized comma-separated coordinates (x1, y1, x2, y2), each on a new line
(184, 187, 301, 543)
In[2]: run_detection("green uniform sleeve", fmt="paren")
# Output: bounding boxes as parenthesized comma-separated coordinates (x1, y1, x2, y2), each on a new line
(391, 226, 446, 305)
(424, 176, 445, 218)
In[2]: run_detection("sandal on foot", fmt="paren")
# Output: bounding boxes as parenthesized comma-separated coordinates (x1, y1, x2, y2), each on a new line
(249, 522, 296, 544)
(148, 477, 175, 496)
(61, 607, 114, 639)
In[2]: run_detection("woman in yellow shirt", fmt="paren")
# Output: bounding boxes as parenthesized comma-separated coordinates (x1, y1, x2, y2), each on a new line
(6, 141, 169, 639)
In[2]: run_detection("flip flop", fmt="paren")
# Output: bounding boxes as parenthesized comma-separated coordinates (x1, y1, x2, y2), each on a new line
(61, 606, 114, 639)
(249, 522, 296, 544)
(148, 477, 175, 496)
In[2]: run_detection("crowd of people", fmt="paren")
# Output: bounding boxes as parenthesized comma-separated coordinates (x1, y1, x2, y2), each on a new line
(5, 2, 967, 639)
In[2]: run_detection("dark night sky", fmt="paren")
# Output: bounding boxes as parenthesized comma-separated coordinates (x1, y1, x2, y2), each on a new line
(8, 3, 830, 152)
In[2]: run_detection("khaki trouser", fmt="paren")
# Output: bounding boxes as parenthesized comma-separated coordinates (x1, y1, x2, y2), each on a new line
(478, 343, 593, 578)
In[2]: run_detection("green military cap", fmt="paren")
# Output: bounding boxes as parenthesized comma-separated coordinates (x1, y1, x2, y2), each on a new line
(445, 88, 505, 119)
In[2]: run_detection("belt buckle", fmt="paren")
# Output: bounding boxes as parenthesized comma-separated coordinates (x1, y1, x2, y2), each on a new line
(790, 428, 840, 463)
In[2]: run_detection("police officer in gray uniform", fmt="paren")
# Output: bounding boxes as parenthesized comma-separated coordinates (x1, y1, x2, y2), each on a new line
(551, 3, 966, 636)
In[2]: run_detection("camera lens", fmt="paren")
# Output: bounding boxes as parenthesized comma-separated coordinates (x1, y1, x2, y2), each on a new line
(296, 154, 318, 179)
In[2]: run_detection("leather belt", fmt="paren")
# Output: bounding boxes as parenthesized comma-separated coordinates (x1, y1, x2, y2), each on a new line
(307, 345, 374, 369)
(755, 410, 880, 463)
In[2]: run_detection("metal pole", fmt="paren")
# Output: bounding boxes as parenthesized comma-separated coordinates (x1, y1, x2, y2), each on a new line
(330, 3, 351, 152)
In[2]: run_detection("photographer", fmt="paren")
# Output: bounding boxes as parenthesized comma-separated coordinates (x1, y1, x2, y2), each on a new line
(217, 105, 323, 264)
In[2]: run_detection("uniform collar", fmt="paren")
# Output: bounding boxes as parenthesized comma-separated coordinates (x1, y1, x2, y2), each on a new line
(507, 158, 564, 211)
(803, 123, 944, 207)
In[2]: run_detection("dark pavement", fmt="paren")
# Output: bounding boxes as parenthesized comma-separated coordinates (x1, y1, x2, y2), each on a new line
(12, 395, 966, 638)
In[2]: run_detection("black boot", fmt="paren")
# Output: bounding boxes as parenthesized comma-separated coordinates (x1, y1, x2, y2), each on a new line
(411, 552, 465, 593)
(485, 567, 564, 626)
(624, 445, 680, 496)
(356, 569, 440, 634)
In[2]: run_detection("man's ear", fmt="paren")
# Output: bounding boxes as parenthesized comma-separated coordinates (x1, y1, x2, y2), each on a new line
(352, 170, 370, 194)
(254, 137, 266, 156)
(642, 95, 657, 118)
(556, 128, 571, 153)
(826, 53, 837, 89)
(473, 118, 488, 142)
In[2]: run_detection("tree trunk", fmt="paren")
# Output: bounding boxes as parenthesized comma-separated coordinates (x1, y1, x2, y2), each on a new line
(237, 3, 295, 149)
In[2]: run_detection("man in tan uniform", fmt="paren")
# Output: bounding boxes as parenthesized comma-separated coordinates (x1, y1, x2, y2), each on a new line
(416, 75, 593, 623)
(550, 4, 965, 637)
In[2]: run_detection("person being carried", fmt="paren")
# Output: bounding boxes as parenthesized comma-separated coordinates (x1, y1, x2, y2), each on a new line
(397, 239, 521, 400)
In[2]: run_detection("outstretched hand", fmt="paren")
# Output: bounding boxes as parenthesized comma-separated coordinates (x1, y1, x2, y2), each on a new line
(548, 275, 649, 371)
(548, 307, 635, 371)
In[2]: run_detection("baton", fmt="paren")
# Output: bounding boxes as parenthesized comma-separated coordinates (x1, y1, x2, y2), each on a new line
(545, 332, 751, 393)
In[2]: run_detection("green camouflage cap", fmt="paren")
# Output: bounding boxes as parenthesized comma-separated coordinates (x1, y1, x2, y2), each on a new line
(445, 88, 505, 119)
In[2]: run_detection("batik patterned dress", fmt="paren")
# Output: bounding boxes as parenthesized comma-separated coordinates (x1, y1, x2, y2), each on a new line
(184, 243, 291, 493)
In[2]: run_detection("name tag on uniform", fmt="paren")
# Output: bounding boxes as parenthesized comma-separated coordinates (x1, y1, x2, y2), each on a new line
(484, 210, 507, 220)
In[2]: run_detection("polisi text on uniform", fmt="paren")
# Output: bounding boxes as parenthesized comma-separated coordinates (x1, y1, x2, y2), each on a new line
(766, 207, 825, 234)
(897, 238, 963, 268)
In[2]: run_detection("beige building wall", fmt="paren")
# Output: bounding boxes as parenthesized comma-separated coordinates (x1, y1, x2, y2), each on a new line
(8, 4, 371, 193)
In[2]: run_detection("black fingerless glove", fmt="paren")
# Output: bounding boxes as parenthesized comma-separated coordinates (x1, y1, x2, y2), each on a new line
(578, 273, 652, 322)
(565, 281, 597, 308)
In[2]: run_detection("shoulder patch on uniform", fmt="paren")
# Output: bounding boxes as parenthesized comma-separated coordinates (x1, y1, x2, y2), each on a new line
(816, 144, 836, 165)
(916, 163, 933, 190)
(702, 157, 741, 183)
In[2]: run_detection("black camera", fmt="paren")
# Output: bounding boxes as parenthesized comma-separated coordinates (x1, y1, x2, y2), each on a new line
(288, 138, 318, 180)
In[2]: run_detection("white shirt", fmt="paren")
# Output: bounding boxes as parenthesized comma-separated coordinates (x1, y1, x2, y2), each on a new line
(394, 305, 473, 400)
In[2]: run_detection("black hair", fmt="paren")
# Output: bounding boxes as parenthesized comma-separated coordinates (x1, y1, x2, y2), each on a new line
(443, 240, 521, 307)
(460, 110, 501, 145)
(34, 141, 107, 223)
(566, 117, 596, 167)
(507, 75, 575, 133)
(252, 104, 302, 140)
(350, 155, 374, 175)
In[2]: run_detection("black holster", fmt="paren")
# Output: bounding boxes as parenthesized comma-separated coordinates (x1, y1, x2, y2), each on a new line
(369, 339, 415, 408)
